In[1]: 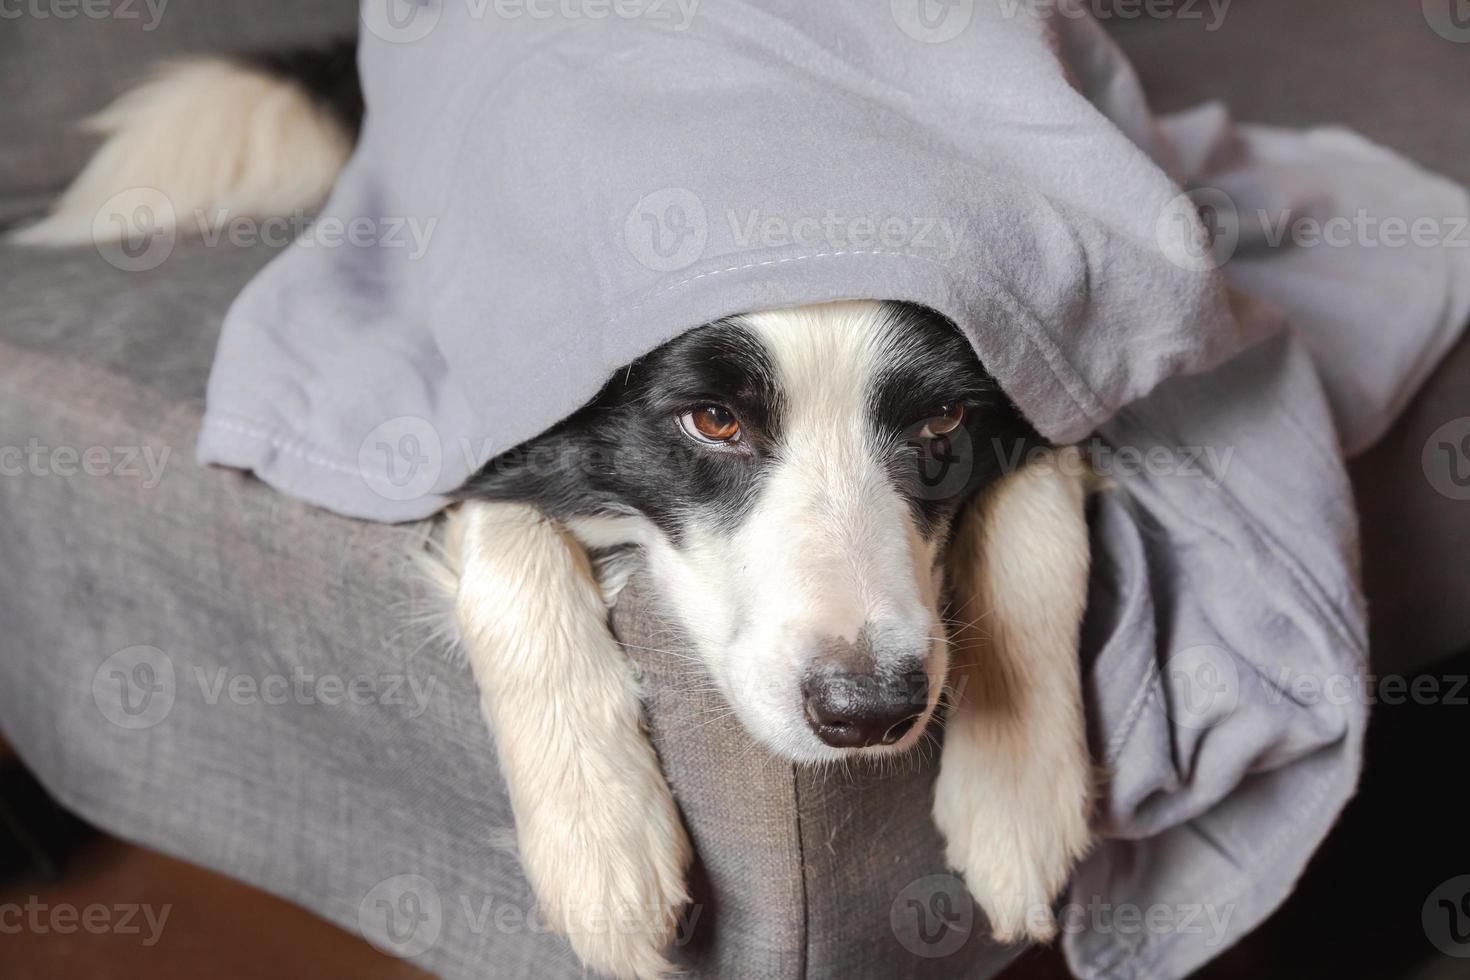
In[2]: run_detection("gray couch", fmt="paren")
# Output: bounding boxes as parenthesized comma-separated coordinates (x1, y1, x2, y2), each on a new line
(1, 2, 1466, 978)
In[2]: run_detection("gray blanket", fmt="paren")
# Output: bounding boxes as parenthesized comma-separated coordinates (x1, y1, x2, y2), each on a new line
(197, 2, 1470, 976)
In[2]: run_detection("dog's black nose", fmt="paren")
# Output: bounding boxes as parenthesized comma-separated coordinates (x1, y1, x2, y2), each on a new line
(801, 665, 929, 749)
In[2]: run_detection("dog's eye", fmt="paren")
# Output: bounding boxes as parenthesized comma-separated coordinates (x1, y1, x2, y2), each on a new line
(680, 404, 742, 444)
(918, 403, 965, 440)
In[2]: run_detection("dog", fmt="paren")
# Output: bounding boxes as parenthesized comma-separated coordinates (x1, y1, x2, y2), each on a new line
(18, 45, 1099, 980)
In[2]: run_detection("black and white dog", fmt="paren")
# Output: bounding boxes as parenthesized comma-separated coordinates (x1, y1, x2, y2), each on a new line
(20, 46, 1098, 980)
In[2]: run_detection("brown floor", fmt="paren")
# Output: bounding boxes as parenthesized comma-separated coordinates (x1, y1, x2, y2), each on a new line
(0, 834, 433, 980)
(0, 729, 430, 980)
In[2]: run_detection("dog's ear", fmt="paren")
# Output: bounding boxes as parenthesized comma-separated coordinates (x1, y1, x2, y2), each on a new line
(933, 446, 1099, 942)
(455, 363, 643, 518)
(456, 421, 618, 518)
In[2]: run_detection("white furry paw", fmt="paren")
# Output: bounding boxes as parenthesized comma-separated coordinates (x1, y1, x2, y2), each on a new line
(513, 758, 693, 980)
(931, 714, 1092, 943)
(447, 499, 696, 978)
(934, 444, 1096, 944)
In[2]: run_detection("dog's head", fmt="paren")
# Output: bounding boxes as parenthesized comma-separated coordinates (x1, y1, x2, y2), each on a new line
(463, 300, 1038, 762)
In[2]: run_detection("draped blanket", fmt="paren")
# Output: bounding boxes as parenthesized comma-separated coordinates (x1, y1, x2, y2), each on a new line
(198, 2, 1470, 976)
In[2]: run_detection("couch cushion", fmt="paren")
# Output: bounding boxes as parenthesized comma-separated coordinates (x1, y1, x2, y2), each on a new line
(1107, 0, 1470, 187)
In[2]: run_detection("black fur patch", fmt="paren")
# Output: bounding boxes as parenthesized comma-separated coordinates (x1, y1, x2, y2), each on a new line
(456, 303, 1042, 545)
(241, 39, 364, 136)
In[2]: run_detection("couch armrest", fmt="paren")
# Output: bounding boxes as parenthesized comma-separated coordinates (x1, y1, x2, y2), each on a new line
(615, 582, 1016, 979)
(0, 236, 1014, 979)
(1350, 333, 1470, 675)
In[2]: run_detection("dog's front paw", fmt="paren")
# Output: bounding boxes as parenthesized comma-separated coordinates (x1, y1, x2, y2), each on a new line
(931, 716, 1092, 944)
(514, 754, 693, 980)
(934, 445, 1097, 943)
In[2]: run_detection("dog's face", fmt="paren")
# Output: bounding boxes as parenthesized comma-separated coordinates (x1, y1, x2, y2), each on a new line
(463, 301, 1037, 763)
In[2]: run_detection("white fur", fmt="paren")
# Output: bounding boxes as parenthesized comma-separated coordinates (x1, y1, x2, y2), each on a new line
(639, 302, 949, 763)
(932, 446, 1100, 943)
(12, 58, 351, 246)
(442, 500, 692, 980)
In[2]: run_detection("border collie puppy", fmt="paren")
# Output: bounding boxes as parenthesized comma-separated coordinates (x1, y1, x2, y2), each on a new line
(19, 47, 1098, 980)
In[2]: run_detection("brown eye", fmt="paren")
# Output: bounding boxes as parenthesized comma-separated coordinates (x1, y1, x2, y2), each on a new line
(680, 404, 742, 444)
(919, 403, 965, 440)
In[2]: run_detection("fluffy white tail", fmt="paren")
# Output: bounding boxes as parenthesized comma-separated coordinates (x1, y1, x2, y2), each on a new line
(13, 57, 353, 246)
